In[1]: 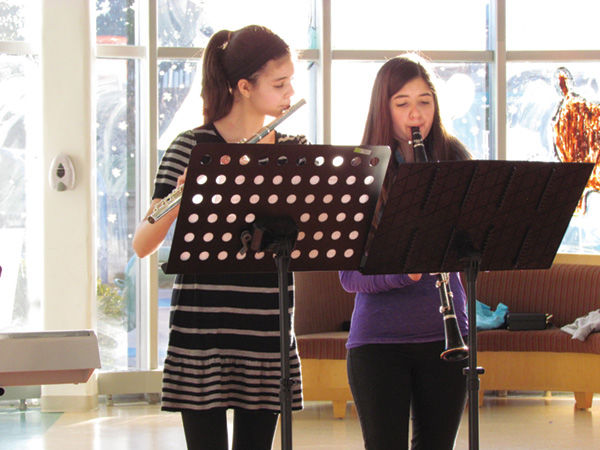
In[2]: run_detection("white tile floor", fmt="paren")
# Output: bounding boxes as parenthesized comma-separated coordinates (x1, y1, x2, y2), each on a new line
(1, 393, 598, 449)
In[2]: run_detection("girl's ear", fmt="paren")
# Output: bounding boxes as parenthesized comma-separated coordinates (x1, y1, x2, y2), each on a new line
(237, 78, 252, 98)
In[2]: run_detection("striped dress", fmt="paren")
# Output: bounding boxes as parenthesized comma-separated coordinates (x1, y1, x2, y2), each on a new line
(154, 123, 306, 413)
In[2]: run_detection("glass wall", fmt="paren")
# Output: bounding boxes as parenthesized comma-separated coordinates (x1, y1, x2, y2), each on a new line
(156, 58, 202, 366)
(506, 62, 600, 254)
(331, 0, 489, 50)
(88, 0, 600, 374)
(157, 0, 315, 49)
(3, 0, 597, 378)
(95, 0, 316, 370)
(506, 0, 600, 51)
(95, 0, 140, 369)
(505, 1, 600, 255)
(95, 57, 141, 368)
(0, 0, 42, 333)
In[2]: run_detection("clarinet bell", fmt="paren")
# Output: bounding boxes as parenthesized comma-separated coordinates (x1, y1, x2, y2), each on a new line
(441, 320, 469, 362)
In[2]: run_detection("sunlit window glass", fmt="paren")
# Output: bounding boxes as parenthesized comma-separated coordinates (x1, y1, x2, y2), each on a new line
(0, 1, 42, 333)
(158, 59, 202, 150)
(96, 58, 140, 369)
(156, 59, 202, 364)
(0, 54, 42, 332)
(506, 0, 600, 51)
(157, 0, 316, 49)
(331, 61, 376, 146)
(331, 0, 489, 50)
(158, 58, 312, 155)
(507, 62, 600, 254)
(332, 61, 490, 160)
(96, 0, 137, 45)
(0, 0, 39, 42)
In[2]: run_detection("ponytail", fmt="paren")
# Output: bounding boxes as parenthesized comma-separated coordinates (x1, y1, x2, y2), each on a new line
(201, 29, 234, 123)
(201, 25, 290, 123)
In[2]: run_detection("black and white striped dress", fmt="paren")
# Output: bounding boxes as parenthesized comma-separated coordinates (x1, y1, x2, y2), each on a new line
(154, 123, 306, 413)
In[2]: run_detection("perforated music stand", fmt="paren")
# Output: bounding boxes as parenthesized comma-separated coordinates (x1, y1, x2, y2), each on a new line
(360, 159, 595, 450)
(164, 142, 391, 450)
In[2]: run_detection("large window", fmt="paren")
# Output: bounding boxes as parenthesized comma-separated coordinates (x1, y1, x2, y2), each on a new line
(504, 0, 600, 254)
(2, 0, 597, 381)
(330, 0, 489, 51)
(88, 0, 600, 374)
(95, 0, 316, 370)
(95, 1, 141, 369)
(95, 57, 141, 368)
(506, 62, 600, 254)
(506, 0, 600, 51)
(0, 1, 42, 333)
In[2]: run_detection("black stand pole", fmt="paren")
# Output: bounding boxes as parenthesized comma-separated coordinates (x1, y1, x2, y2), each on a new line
(241, 215, 299, 450)
(276, 249, 293, 450)
(463, 256, 483, 450)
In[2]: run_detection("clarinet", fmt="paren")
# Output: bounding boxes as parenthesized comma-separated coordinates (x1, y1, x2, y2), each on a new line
(147, 99, 306, 224)
(410, 127, 469, 362)
(411, 126, 428, 162)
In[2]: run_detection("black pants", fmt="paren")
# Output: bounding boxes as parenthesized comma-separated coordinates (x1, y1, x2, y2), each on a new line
(181, 408, 279, 450)
(347, 341, 468, 450)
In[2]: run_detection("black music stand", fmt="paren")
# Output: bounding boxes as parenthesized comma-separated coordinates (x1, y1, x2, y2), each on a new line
(359, 160, 594, 450)
(164, 142, 391, 450)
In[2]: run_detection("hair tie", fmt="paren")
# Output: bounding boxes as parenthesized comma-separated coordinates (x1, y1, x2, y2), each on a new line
(221, 31, 232, 51)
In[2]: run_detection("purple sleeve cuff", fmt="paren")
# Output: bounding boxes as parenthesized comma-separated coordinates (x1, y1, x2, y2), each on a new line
(339, 271, 418, 294)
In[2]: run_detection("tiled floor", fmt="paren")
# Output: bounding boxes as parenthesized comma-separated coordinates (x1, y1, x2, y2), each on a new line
(1, 393, 598, 449)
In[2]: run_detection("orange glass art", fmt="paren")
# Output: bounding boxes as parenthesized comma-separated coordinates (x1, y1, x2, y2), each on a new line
(552, 67, 600, 214)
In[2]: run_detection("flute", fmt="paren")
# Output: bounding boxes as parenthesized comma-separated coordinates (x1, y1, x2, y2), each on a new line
(147, 99, 306, 224)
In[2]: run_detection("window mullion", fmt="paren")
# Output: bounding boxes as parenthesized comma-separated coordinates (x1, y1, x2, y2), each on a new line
(147, 0, 160, 371)
(490, 0, 507, 160)
(135, 0, 159, 371)
(318, 0, 331, 144)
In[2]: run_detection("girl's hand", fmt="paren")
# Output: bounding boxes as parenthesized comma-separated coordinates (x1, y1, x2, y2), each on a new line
(177, 168, 187, 187)
(408, 273, 422, 281)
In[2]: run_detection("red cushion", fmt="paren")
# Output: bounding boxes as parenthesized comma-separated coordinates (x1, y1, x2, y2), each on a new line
(476, 264, 600, 326)
(477, 328, 600, 354)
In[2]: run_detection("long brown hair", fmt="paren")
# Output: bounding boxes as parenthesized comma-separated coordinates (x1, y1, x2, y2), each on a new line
(361, 54, 470, 161)
(201, 25, 290, 123)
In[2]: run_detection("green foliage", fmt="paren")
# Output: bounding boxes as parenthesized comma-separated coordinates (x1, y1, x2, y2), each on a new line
(96, 278, 126, 324)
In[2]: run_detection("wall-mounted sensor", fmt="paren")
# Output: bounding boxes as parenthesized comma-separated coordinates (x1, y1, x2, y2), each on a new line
(49, 154, 76, 191)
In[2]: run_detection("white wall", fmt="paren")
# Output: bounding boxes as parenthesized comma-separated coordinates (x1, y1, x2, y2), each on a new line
(41, 0, 97, 411)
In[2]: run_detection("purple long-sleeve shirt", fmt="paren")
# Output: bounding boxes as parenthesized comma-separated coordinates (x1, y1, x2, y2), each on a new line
(339, 271, 468, 349)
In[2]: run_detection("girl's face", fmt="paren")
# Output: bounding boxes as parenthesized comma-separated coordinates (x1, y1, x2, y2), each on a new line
(247, 54, 295, 117)
(389, 76, 435, 144)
